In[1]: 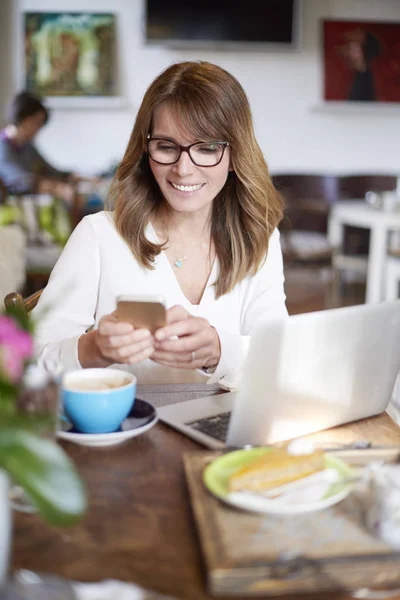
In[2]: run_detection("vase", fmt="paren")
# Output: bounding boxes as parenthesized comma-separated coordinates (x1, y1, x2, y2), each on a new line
(0, 468, 12, 584)
(9, 370, 60, 514)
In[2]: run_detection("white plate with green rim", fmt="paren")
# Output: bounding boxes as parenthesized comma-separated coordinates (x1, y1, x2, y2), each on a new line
(203, 447, 354, 515)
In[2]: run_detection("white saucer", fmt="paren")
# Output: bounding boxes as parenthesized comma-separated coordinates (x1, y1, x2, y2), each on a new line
(57, 399, 158, 447)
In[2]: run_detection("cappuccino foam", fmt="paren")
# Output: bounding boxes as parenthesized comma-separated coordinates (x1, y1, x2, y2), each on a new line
(67, 377, 131, 392)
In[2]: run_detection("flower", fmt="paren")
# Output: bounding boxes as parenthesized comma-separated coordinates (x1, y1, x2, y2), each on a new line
(0, 315, 34, 383)
(0, 304, 87, 526)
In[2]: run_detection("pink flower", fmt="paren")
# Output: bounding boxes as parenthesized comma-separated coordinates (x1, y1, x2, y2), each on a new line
(0, 346, 24, 382)
(0, 316, 33, 359)
(0, 315, 33, 383)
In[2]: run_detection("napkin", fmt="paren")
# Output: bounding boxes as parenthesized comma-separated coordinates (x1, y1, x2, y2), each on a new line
(4, 571, 179, 600)
(73, 580, 178, 600)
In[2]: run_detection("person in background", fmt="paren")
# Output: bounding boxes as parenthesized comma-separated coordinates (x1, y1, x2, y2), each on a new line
(341, 29, 381, 102)
(0, 91, 93, 203)
(33, 61, 287, 388)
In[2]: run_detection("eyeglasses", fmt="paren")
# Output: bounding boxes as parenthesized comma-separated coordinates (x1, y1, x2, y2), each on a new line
(147, 136, 229, 167)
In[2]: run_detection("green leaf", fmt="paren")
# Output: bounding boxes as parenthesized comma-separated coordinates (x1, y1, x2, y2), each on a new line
(0, 385, 19, 414)
(0, 412, 55, 433)
(0, 429, 87, 526)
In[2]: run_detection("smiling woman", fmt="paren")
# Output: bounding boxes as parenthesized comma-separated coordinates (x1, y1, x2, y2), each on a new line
(147, 102, 231, 230)
(32, 61, 287, 389)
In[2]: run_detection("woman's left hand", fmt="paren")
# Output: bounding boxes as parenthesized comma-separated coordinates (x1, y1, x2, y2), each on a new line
(152, 305, 221, 370)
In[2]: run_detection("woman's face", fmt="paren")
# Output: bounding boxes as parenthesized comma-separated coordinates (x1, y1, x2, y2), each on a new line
(18, 110, 46, 142)
(149, 103, 230, 219)
(346, 41, 365, 70)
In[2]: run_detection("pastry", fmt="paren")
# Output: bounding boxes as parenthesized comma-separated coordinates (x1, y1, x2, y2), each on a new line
(228, 447, 325, 493)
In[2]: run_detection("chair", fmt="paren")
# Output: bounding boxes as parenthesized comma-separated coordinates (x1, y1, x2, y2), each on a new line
(4, 289, 43, 315)
(274, 174, 337, 262)
(273, 175, 339, 307)
(339, 175, 397, 198)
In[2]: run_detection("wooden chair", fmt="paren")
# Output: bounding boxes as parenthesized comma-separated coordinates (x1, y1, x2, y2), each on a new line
(274, 173, 398, 306)
(339, 174, 397, 197)
(4, 289, 43, 315)
(273, 175, 338, 307)
(274, 174, 338, 234)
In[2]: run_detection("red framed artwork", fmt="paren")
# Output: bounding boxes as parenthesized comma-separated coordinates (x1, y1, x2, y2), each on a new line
(323, 20, 400, 102)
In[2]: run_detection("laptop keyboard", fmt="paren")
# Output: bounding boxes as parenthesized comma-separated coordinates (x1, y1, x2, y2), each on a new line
(185, 412, 232, 442)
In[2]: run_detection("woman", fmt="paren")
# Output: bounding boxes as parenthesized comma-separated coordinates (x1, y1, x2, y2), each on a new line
(0, 91, 86, 202)
(33, 61, 287, 387)
(341, 29, 381, 102)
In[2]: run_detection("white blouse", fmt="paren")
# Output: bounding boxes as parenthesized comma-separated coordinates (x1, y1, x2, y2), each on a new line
(33, 211, 288, 386)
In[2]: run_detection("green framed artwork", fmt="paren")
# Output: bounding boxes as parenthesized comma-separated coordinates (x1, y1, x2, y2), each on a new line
(24, 12, 116, 97)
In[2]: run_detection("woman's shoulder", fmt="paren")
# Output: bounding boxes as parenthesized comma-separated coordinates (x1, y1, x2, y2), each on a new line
(77, 210, 117, 235)
(78, 210, 154, 240)
(269, 227, 282, 250)
(73, 211, 147, 253)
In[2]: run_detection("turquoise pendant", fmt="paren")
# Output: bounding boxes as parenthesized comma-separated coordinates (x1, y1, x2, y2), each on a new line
(173, 255, 188, 268)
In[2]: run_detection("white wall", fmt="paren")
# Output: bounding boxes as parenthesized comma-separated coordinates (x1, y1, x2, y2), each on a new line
(0, 0, 13, 118)
(2, 0, 400, 175)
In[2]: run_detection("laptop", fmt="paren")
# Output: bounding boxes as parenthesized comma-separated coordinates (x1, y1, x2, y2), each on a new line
(158, 300, 400, 449)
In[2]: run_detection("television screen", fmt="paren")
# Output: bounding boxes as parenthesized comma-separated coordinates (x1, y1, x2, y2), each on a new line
(145, 0, 300, 49)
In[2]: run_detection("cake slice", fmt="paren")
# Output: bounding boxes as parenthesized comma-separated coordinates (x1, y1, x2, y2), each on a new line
(228, 447, 325, 494)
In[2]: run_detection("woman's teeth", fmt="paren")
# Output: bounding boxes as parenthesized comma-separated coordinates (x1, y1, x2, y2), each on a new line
(171, 183, 202, 192)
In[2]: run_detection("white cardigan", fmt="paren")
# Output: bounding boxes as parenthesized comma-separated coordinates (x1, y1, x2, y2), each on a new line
(33, 211, 288, 386)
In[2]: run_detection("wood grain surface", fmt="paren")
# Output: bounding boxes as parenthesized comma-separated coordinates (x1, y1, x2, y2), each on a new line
(10, 395, 400, 600)
(185, 439, 400, 596)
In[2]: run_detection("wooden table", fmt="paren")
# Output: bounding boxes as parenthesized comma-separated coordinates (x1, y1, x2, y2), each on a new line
(10, 385, 400, 600)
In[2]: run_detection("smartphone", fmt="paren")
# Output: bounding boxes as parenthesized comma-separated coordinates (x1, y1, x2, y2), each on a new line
(116, 295, 166, 333)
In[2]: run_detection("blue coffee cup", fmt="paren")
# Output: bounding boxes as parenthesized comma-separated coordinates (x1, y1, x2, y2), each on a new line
(61, 368, 136, 434)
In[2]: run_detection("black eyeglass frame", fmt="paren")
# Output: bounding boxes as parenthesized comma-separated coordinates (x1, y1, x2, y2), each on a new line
(146, 135, 229, 167)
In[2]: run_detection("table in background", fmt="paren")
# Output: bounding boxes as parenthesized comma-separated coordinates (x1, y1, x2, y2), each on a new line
(328, 200, 400, 303)
(11, 384, 400, 600)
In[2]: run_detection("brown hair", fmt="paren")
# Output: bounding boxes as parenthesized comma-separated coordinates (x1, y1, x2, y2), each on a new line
(112, 61, 283, 298)
(7, 91, 49, 126)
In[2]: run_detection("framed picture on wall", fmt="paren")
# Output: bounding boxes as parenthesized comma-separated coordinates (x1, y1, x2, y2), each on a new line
(323, 20, 400, 103)
(23, 12, 117, 103)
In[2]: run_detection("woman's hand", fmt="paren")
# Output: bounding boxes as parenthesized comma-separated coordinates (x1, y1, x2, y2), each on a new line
(152, 305, 221, 370)
(78, 314, 154, 368)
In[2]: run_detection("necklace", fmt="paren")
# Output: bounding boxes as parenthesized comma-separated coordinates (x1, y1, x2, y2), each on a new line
(162, 223, 210, 268)
(174, 255, 188, 269)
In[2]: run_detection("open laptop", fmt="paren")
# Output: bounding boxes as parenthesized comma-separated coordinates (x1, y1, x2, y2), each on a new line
(158, 300, 400, 449)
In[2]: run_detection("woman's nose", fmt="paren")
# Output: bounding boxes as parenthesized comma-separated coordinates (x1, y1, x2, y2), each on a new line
(172, 150, 194, 176)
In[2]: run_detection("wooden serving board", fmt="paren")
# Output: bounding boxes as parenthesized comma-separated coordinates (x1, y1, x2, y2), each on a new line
(184, 450, 400, 597)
